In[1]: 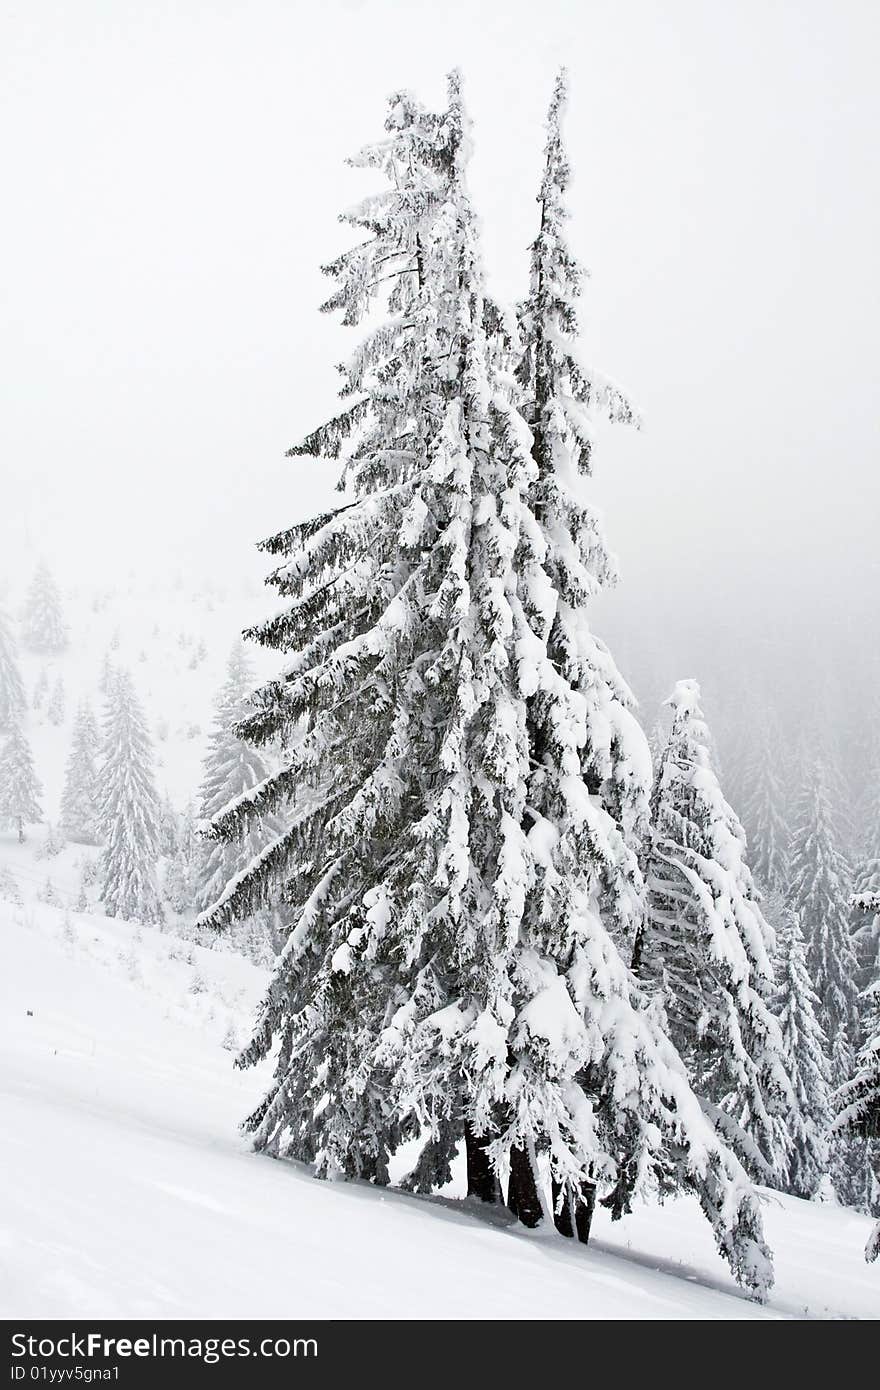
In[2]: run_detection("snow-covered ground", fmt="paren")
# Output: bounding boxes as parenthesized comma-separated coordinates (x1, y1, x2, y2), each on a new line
(1, 899, 876, 1320)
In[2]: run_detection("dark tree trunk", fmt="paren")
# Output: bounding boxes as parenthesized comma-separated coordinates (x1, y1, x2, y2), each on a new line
(507, 1144, 543, 1228)
(574, 1182, 596, 1245)
(551, 1177, 574, 1237)
(465, 1123, 498, 1203)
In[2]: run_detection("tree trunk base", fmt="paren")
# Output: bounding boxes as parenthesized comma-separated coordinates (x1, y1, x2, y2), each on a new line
(465, 1124, 499, 1204)
(507, 1144, 543, 1228)
(574, 1183, 596, 1245)
(551, 1180, 596, 1244)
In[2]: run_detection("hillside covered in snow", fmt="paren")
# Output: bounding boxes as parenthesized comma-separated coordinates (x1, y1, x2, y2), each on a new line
(1, 898, 876, 1320)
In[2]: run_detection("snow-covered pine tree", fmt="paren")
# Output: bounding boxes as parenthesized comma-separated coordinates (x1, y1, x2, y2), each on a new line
(790, 758, 859, 1046)
(0, 719, 43, 842)
(834, 953, 880, 1259)
(0, 605, 26, 730)
(827, 1020, 870, 1207)
(21, 560, 68, 653)
(97, 668, 163, 925)
(194, 643, 281, 961)
(852, 859, 880, 1003)
(772, 908, 831, 1198)
(60, 701, 102, 845)
(199, 73, 773, 1296)
(741, 711, 790, 895)
(633, 679, 790, 1181)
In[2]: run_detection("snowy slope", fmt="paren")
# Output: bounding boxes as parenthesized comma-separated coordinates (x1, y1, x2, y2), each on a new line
(1, 902, 876, 1320)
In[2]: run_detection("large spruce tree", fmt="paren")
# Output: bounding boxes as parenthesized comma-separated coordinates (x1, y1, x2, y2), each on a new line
(199, 73, 773, 1296)
(634, 680, 790, 1180)
(98, 669, 163, 924)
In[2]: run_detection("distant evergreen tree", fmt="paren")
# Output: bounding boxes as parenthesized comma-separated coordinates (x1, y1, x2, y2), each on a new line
(32, 668, 48, 711)
(157, 793, 180, 858)
(60, 702, 101, 845)
(0, 720, 43, 841)
(198, 74, 773, 1296)
(97, 669, 163, 924)
(47, 675, 65, 727)
(163, 802, 198, 916)
(772, 909, 832, 1198)
(74, 874, 89, 914)
(0, 605, 26, 730)
(40, 821, 66, 858)
(741, 712, 790, 895)
(790, 759, 859, 1045)
(98, 651, 115, 695)
(0, 865, 22, 904)
(634, 680, 790, 1180)
(21, 560, 68, 653)
(194, 643, 281, 959)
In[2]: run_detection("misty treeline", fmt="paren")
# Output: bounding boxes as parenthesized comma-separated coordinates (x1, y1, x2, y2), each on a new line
(0, 70, 877, 1284)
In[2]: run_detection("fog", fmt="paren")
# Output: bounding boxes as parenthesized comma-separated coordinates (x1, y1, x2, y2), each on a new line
(2, 0, 878, 750)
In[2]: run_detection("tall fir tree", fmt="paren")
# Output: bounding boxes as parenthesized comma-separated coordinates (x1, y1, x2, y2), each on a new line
(97, 669, 163, 924)
(633, 680, 790, 1181)
(199, 75, 773, 1296)
(60, 701, 102, 845)
(772, 908, 832, 1198)
(740, 711, 790, 895)
(194, 643, 281, 961)
(21, 560, 68, 653)
(0, 719, 43, 842)
(834, 943, 880, 1259)
(0, 605, 26, 730)
(790, 758, 859, 1046)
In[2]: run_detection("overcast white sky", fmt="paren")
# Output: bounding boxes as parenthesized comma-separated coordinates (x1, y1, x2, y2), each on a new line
(1, 0, 878, 657)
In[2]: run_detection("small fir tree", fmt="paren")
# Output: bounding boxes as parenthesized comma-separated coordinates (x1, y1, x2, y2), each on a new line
(97, 669, 163, 925)
(634, 680, 790, 1179)
(0, 719, 43, 842)
(21, 561, 68, 653)
(60, 702, 102, 845)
